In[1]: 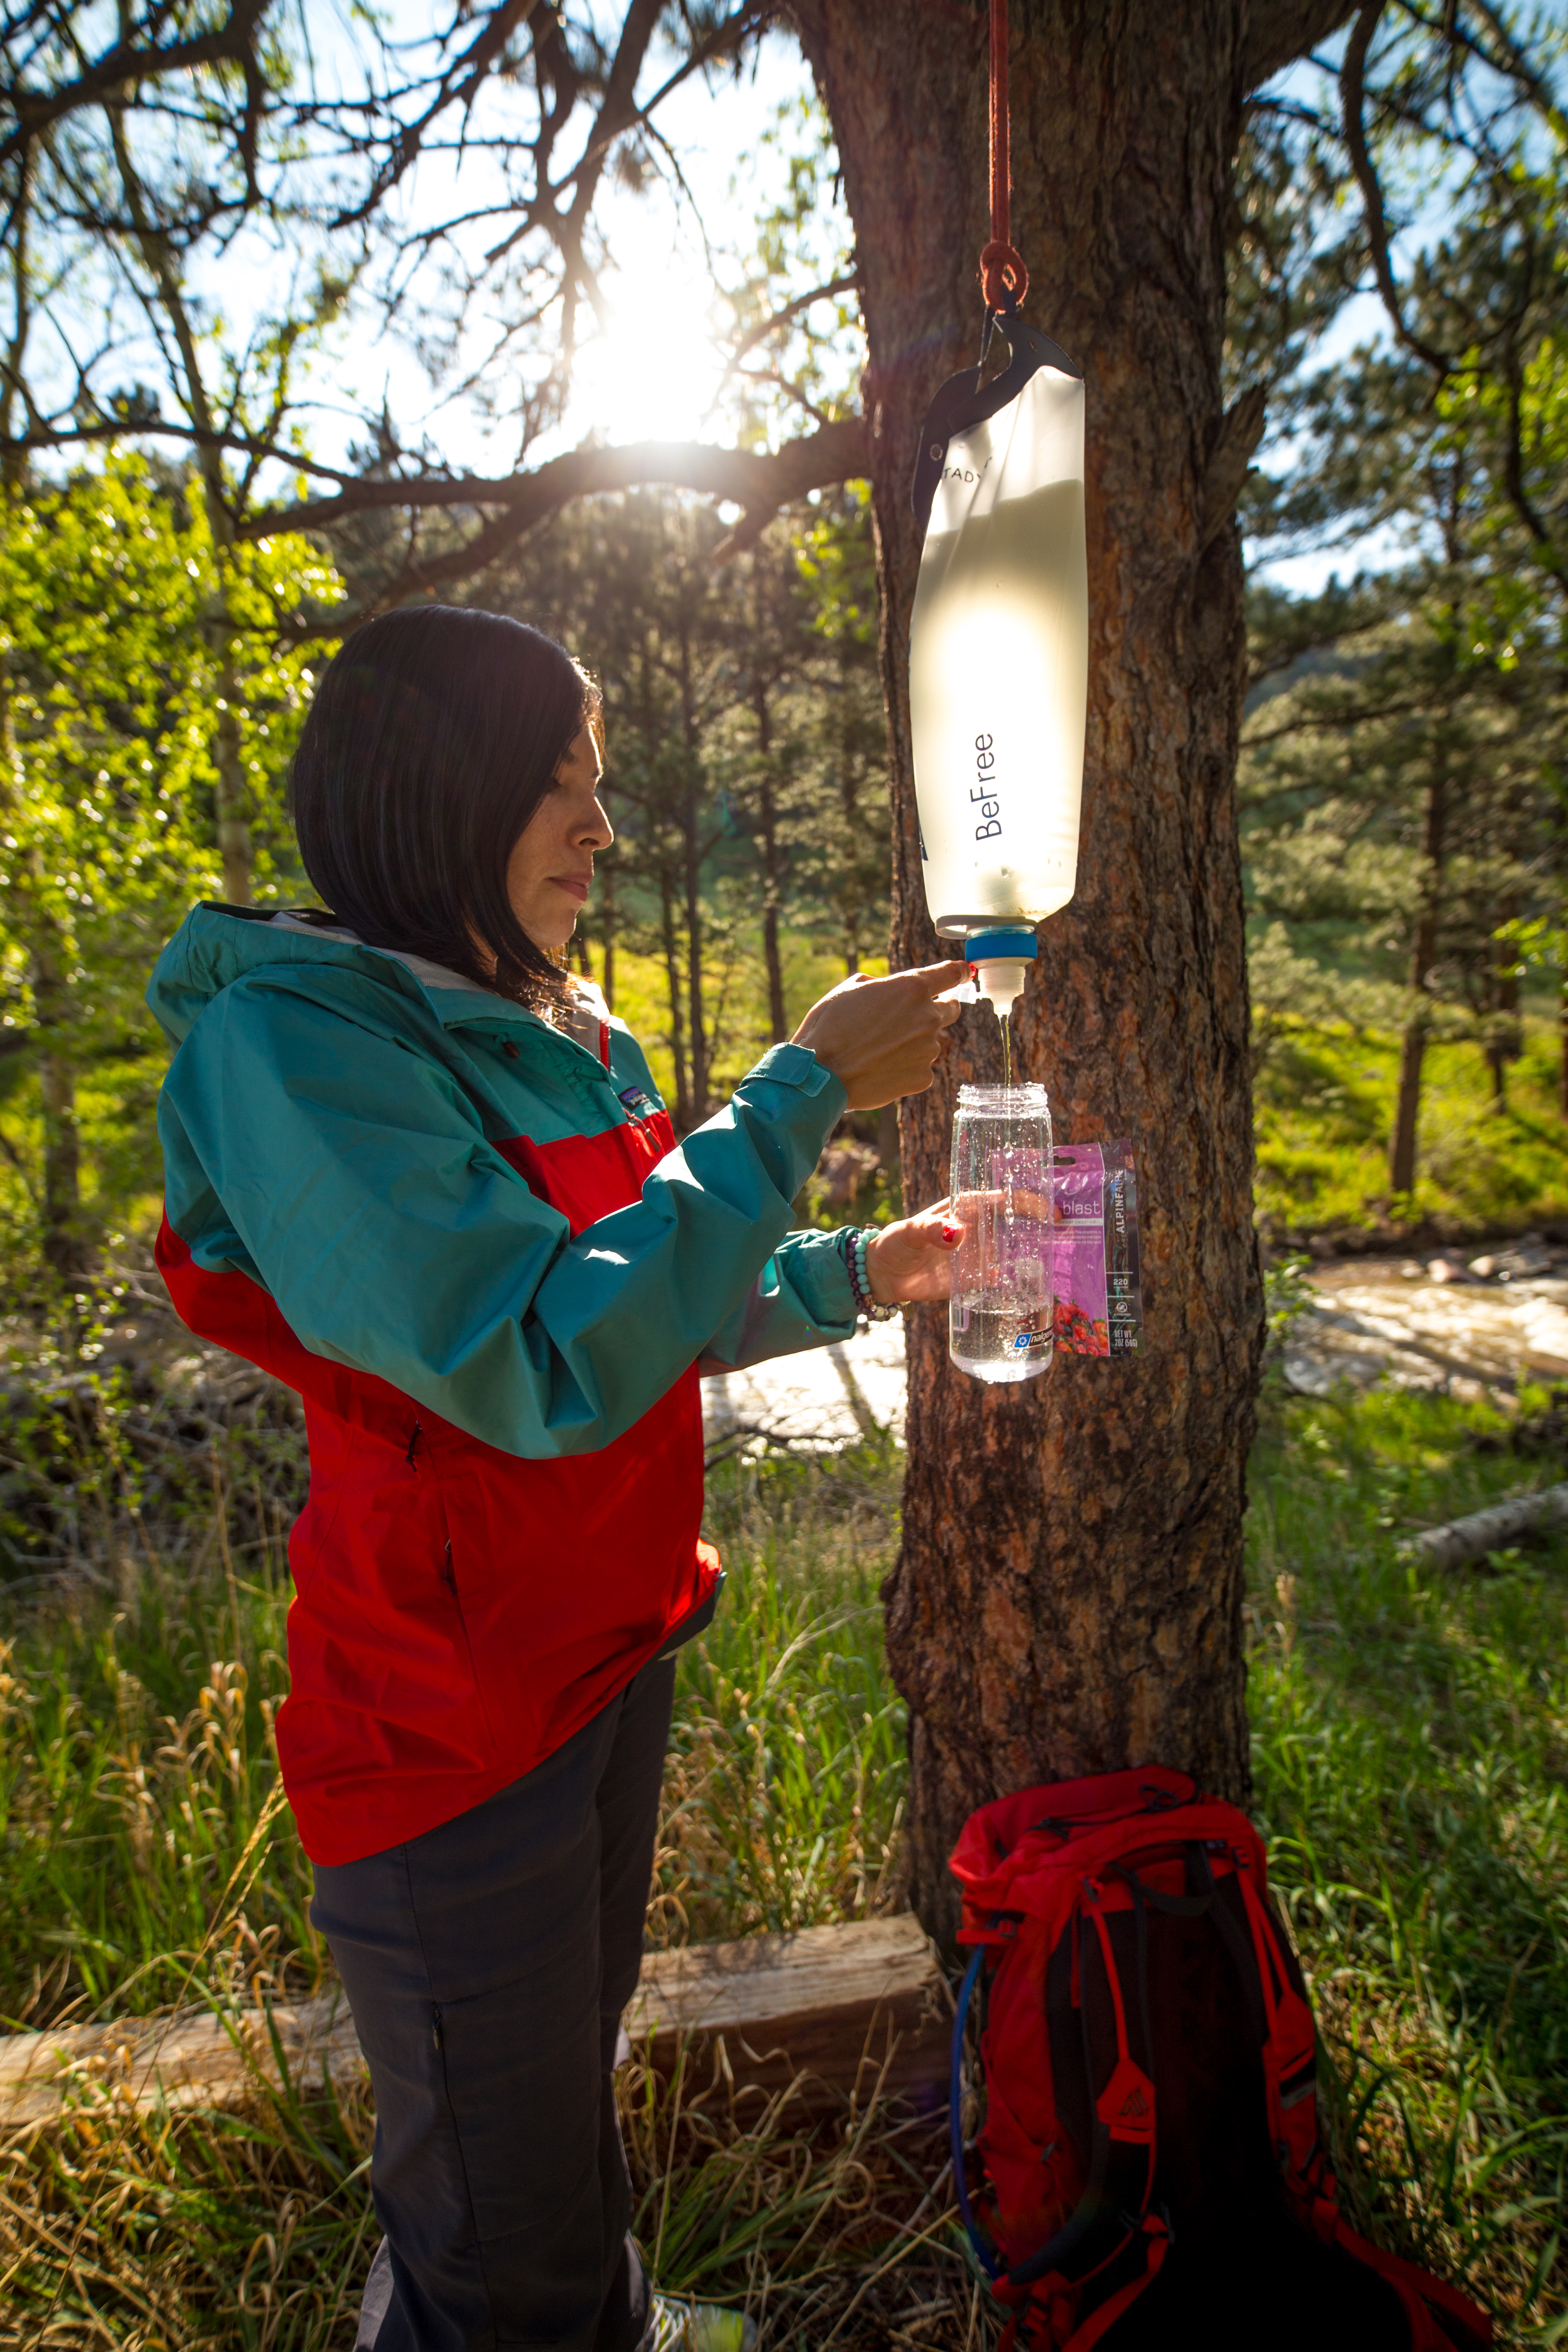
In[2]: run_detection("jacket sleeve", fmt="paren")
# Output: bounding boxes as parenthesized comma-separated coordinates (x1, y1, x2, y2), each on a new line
(697, 1228, 859, 1371)
(157, 972, 846, 1458)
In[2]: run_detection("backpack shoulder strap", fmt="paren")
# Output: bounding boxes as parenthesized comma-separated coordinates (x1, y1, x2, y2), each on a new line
(1004, 1876, 1162, 2292)
(1332, 2223, 1493, 2349)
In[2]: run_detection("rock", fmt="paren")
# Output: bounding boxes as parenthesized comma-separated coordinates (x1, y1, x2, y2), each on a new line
(1427, 1257, 1478, 1284)
(1468, 1256, 1498, 1279)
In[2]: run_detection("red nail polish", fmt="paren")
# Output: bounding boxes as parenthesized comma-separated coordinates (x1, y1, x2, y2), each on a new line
(942, 1222, 960, 1244)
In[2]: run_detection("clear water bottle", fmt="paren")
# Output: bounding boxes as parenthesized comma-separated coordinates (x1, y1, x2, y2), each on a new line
(949, 1083, 1054, 1384)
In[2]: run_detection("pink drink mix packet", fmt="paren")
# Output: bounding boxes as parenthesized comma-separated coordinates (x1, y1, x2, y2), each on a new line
(1051, 1142, 1143, 1357)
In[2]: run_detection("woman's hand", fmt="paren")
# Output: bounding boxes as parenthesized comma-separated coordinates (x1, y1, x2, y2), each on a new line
(862, 1201, 964, 1304)
(792, 961, 967, 1109)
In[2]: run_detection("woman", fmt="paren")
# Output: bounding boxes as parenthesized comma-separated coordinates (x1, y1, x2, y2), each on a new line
(148, 606, 965, 2352)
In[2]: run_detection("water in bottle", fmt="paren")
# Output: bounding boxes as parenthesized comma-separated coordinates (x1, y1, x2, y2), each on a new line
(949, 1083, 1054, 1384)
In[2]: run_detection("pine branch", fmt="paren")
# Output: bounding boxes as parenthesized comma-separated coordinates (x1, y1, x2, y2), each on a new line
(1339, 4, 1451, 378)
(0, 0, 271, 170)
(244, 415, 870, 546)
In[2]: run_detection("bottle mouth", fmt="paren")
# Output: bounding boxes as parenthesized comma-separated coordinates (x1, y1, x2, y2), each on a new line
(956, 1083, 1051, 1109)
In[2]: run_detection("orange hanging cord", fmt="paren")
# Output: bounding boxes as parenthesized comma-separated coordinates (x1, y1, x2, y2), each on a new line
(979, 0, 1029, 313)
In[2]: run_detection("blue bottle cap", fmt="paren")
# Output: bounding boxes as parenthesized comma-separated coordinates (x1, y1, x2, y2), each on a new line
(964, 926, 1038, 962)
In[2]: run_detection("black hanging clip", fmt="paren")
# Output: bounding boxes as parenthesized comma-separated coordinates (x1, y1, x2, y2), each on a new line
(910, 308, 1083, 538)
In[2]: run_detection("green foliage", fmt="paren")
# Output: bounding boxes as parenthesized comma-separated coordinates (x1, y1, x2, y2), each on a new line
(0, 456, 340, 1272)
(1251, 1386, 1568, 2337)
(0, 457, 334, 951)
(1253, 1013, 1568, 1239)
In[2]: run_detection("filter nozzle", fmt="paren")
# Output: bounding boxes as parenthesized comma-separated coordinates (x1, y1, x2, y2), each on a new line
(965, 925, 1037, 1015)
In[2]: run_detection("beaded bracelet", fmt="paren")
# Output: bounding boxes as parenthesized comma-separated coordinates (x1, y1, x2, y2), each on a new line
(841, 1226, 900, 1322)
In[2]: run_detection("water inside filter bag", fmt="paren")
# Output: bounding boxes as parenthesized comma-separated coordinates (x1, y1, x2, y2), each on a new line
(909, 365, 1087, 939)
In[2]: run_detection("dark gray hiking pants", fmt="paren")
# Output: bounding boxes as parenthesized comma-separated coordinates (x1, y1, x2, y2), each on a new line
(309, 1656, 675, 2352)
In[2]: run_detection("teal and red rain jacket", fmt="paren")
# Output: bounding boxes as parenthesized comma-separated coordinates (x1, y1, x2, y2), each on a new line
(148, 905, 858, 1864)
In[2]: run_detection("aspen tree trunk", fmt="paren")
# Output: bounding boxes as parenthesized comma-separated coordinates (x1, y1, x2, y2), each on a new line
(110, 111, 253, 902)
(792, 0, 1336, 1937)
(1, 188, 91, 1284)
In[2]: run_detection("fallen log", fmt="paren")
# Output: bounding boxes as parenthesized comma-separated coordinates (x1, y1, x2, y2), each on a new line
(1405, 1481, 1568, 1570)
(1, 1915, 946, 2133)
(623, 1914, 947, 2118)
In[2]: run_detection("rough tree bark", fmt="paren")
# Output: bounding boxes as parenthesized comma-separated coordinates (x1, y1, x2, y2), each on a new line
(794, 0, 1348, 1939)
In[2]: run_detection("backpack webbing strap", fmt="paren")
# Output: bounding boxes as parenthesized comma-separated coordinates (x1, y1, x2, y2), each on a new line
(1184, 1843, 1272, 2049)
(1330, 2220, 1494, 2351)
(1004, 1882, 1159, 2292)
(950, 1945, 1005, 2281)
(1058, 2217, 1172, 2352)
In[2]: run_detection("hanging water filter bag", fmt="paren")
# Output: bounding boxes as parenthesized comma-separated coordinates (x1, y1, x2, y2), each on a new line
(949, 1082, 1054, 1384)
(909, 315, 1087, 1012)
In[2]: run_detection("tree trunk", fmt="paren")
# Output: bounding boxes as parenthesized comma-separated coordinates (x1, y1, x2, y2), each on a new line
(755, 686, 790, 1044)
(213, 631, 253, 903)
(108, 113, 254, 906)
(683, 793, 708, 1120)
(798, 0, 1267, 1941)
(660, 869, 691, 1133)
(33, 940, 89, 1282)
(676, 627, 710, 1121)
(1389, 767, 1446, 1197)
(1485, 896, 1520, 1109)
(600, 789, 617, 1011)
(1389, 1009, 1429, 1194)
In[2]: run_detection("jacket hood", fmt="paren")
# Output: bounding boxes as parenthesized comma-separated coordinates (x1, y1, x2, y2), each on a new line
(147, 903, 551, 1050)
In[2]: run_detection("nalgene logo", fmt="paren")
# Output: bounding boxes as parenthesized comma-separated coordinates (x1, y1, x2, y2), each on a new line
(972, 732, 1001, 842)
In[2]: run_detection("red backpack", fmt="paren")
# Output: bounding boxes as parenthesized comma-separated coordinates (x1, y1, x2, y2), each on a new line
(949, 1767, 1493, 2352)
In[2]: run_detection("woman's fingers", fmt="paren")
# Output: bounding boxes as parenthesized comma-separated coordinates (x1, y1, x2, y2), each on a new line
(791, 960, 968, 1108)
(863, 1204, 967, 1304)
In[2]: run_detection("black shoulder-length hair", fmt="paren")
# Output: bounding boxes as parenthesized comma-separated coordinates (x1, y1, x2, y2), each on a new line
(290, 604, 600, 1008)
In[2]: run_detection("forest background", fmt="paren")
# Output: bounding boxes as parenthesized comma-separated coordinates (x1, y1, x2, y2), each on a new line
(0, 2, 1564, 1286)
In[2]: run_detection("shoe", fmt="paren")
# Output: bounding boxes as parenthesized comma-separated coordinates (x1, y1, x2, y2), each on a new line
(641, 2293, 758, 2352)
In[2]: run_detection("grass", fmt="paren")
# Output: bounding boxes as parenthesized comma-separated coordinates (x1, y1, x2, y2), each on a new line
(1253, 1015, 1568, 1241)
(2, 1375, 1568, 2343)
(1249, 1379, 1568, 2341)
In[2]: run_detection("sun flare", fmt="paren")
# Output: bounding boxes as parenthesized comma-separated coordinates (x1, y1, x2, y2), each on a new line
(568, 246, 726, 447)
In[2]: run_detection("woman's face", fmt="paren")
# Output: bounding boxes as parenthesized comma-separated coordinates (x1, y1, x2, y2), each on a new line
(505, 723, 613, 953)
